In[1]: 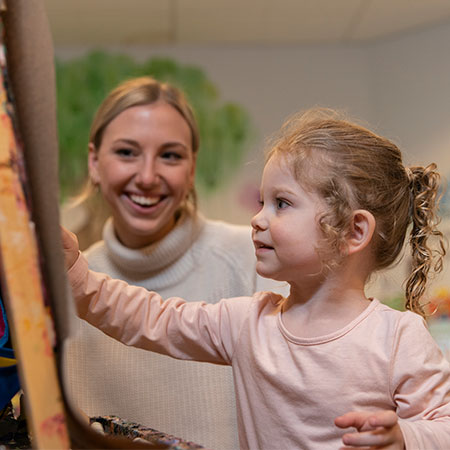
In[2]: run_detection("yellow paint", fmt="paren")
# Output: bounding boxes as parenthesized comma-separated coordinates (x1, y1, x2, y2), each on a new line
(0, 63, 70, 447)
(21, 318, 31, 333)
(0, 356, 16, 367)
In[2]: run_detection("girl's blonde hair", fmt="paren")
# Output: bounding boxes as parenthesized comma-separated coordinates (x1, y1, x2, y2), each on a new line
(268, 108, 446, 315)
(78, 76, 200, 209)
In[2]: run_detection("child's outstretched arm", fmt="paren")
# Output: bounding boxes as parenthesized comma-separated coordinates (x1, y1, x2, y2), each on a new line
(335, 410, 404, 449)
(61, 235, 248, 365)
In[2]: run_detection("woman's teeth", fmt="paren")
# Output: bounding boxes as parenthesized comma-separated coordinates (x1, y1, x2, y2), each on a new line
(129, 194, 160, 206)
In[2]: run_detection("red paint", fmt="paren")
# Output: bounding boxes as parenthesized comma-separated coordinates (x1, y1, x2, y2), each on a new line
(40, 413, 68, 441)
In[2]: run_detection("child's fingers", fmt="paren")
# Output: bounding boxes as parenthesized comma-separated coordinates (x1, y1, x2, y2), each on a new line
(337, 411, 403, 449)
(61, 226, 77, 249)
(336, 410, 398, 431)
(60, 226, 80, 269)
(335, 411, 372, 430)
(342, 425, 404, 450)
(342, 428, 395, 448)
(368, 410, 398, 428)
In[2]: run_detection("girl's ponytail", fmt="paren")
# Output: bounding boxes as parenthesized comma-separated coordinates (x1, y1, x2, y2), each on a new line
(404, 164, 446, 315)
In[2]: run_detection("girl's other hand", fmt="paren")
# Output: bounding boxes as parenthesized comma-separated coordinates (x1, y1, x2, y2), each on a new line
(61, 226, 80, 270)
(335, 410, 405, 449)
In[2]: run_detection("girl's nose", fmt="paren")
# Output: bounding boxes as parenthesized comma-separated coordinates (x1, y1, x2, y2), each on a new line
(251, 208, 268, 231)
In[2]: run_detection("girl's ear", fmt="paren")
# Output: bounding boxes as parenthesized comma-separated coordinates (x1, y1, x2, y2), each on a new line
(88, 143, 100, 185)
(347, 209, 376, 255)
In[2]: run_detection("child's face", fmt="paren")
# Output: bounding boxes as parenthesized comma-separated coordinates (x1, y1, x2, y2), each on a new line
(251, 155, 325, 284)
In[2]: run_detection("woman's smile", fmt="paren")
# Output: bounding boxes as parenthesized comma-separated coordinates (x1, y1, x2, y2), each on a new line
(124, 192, 168, 213)
(128, 193, 163, 208)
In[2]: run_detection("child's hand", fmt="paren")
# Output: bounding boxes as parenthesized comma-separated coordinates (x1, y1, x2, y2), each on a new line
(61, 226, 80, 270)
(335, 410, 405, 449)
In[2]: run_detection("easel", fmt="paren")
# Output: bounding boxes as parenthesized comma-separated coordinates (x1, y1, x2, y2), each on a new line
(0, 1, 159, 448)
(0, 57, 70, 449)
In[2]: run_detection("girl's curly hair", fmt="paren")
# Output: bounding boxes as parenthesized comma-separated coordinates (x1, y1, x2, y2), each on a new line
(266, 108, 446, 315)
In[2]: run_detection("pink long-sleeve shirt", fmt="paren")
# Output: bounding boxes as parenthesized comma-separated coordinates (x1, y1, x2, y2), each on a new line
(68, 253, 450, 449)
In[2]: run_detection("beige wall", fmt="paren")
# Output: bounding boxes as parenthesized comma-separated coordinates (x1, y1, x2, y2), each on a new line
(56, 20, 450, 226)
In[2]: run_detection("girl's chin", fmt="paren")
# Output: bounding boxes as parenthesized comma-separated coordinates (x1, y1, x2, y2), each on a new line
(255, 266, 275, 280)
(256, 266, 287, 283)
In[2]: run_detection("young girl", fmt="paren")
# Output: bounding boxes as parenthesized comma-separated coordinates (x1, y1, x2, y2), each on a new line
(63, 108, 450, 449)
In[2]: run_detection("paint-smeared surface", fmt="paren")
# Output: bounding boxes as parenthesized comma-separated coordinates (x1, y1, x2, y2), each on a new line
(40, 413, 68, 441)
(92, 416, 207, 450)
(0, 27, 70, 449)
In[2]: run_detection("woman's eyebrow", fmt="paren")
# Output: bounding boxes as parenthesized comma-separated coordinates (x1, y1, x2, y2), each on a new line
(160, 141, 189, 150)
(112, 138, 139, 146)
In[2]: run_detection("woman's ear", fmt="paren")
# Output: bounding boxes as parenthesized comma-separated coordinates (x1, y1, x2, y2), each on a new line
(347, 209, 376, 256)
(87, 143, 100, 185)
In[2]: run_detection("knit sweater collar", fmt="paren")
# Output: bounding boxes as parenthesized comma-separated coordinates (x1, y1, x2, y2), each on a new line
(103, 209, 205, 275)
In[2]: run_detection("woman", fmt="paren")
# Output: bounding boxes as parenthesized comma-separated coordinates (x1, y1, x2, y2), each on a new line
(64, 76, 287, 450)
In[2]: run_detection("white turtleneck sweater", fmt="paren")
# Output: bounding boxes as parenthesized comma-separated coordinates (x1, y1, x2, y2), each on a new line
(64, 210, 288, 450)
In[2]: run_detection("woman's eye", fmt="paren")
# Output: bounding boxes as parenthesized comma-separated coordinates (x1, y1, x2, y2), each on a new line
(161, 151, 182, 161)
(115, 148, 135, 157)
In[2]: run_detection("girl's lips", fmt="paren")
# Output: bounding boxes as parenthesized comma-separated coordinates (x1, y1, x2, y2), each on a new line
(253, 240, 274, 252)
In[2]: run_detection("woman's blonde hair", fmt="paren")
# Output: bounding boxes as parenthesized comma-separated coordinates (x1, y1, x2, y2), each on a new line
(267, 108, 446, 315)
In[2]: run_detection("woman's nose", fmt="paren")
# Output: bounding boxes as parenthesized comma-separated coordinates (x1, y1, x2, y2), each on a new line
(135, 160, 159, 187)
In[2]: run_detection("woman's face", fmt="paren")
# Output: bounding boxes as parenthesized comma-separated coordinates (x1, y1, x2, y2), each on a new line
(89, 102, 196, 249)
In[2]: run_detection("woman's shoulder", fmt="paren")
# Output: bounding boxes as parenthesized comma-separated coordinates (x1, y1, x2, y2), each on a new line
(193, 218, 255, 269)
(200, 218, 253, 247)
(82, 239, 112, 273)
(83, 239, 105, 257)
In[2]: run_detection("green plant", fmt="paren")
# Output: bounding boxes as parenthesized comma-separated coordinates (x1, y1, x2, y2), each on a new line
(56, 51, 253, 200)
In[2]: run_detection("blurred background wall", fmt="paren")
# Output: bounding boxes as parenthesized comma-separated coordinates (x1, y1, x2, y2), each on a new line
(45, 0, 450, 305)
(46, 1, 450, 224)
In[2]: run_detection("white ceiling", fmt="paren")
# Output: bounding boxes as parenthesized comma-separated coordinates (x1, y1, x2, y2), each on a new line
(44, 0, 450, 46)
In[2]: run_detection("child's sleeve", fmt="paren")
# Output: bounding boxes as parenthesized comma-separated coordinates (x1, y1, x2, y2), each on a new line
(67, 252, 251, 365)
(391, 313, 450, 448)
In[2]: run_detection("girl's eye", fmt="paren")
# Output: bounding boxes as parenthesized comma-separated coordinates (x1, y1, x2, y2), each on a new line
(276, 198, 289, 209)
